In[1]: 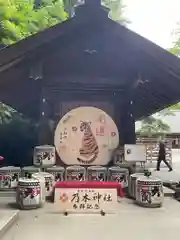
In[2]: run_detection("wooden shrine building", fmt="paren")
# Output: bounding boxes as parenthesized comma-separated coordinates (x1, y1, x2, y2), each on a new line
(1, 0, 180, 154)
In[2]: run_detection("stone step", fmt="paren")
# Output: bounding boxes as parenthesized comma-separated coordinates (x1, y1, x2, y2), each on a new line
(0, 210, 19, 238)
(0, 191, 16, 198)
(163, 186, 175, 197)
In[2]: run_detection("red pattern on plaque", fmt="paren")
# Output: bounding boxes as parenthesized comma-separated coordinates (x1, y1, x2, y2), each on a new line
(96, 126, 104, 136)
(111, 132, 116, 137)
(59, 193, 68, 202)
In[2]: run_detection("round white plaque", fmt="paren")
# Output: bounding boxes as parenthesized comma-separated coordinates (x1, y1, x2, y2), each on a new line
(54, 106, 119, 165)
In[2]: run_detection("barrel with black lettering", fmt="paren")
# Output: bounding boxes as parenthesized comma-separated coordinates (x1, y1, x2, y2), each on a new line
(32, 172, 55, 197)
(108, 167, 129, 187)
(128, 173, 144, 199)
(136, 176, 164, 208)
(66, 166, 86, 181)
(87, 166, 107, 181)
(16, 178, 42, 209)
(46, 166, 65, 182)
(33, 145, 56, 168)
(21, 166, 40, 178)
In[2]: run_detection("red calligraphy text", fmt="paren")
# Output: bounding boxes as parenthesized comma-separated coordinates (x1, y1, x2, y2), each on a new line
(72, 126, 77, 132)
(96, 126, 105, 136)
(111, 131, 116, 137)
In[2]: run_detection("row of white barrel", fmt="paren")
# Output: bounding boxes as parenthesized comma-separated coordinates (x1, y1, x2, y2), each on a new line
(128, 173, 164, 207)
(0, 165, 129, 189)
(33, 145, 125, 168)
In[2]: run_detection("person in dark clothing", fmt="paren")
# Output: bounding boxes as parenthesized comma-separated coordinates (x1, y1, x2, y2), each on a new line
(156, 141, 173, 171)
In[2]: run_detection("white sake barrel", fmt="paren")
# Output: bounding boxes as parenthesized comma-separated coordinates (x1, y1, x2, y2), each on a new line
(46, 166, 65, 182)
(33, 145, 56, 168)
(0, 166, 13, 189)
(21, 166, 40, 178)
(32, 172, 55, 197)
(108, 167, 129, 187)
(65, 165, 86, 181)
(9, 166, 21, 188)
(128, 173, 144, 198)
(16, 178, 41, 209)
(136, 176, 164, 208)
(87, 166, 107, 181)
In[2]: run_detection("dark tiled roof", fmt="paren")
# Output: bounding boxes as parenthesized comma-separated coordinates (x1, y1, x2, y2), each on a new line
(0, 3, 180, 119)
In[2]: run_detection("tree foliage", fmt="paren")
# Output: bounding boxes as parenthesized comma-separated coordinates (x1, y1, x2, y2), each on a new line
(138, 109, 175, 137)
(139, 116, 170, 137)
(169, 21, 180, 56)
(63, 0, 129, 24)
(0, 0, 68, 44)
(0, 0, 128, 45)
(0, 103, 16, 124)
(103, 0, 129, 24)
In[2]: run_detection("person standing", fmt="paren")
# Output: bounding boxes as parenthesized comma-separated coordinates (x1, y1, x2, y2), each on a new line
(156, 141, 173, 171)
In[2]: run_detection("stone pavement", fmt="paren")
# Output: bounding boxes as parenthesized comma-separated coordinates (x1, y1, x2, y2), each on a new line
(1, 197, 180, 240)
(0, 191, 19, 238)
(139, 149, 180, 184)
(150, 168, 180, 184)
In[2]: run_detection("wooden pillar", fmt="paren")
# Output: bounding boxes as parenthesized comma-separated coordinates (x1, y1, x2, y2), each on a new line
(113, 92, 122, 145)
(114, 90, 135, 145)
(38, 89, 54, 145)
(120, 90, 136, 145)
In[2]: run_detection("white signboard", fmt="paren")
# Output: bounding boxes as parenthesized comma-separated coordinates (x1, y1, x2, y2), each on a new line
(54, 106, 119, 165)
(124, 144, 146, 162)
(54, 188, 118, 213)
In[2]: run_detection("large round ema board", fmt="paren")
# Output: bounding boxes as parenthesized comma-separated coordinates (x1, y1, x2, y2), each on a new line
(54, 106, 119, 166)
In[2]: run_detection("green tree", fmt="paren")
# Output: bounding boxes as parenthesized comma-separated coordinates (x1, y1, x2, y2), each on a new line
(169, 21, 180, 56)
(0, 103, 16, 124)
(138, 109, 176, 137)
(0, 0, 128, 45)
(0, 0, 68, 44)
(168, 103, 180, 110)
(139, 116, 170, 137)
(103, 0, 130, 24)
(168, 22, 180, 110)
(0, 0, 68, 122)
(63, 0, 129, 24)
